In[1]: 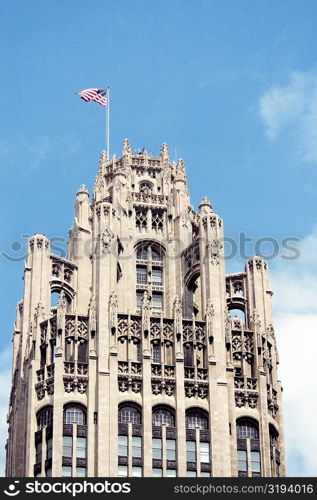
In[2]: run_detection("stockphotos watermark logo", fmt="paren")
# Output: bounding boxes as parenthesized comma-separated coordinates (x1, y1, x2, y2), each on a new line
(3, 480, 131, 497)
(1, 233, 301, 263)
(3, 481, 20, 497)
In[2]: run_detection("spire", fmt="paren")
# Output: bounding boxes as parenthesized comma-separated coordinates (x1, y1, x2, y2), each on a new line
(77, 184, 89, 195)
(160, 143, 169, 164)
(199, 196, 212, 214)
(122, 138, 131, 156)
(175, 158, 187, 182)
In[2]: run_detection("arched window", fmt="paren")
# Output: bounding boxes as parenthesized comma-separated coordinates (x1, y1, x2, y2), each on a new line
(62, 405, 87, 478)
(37, 406, 53, 429)
(118, 404, 143, 477)
(136, 243, 164, 313)
(118, 405, 141, 424)
(63, 405, 86, 425)
(229, 308, 245, 324)
(236, 419, 261, 477)
(269, 425, 280, 477)
(186, 410, 208, 430)
(152, 407, 175, 427)
(236, 419, 259, 439)
(139, 181, 153, 192)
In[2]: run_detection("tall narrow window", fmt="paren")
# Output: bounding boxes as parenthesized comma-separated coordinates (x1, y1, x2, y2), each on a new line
(186, 441, 196, 462)
(46, 439, 52, 460)
(118, 465, 128, 477)
(62, 466, 72, 477)
(35, 442, 42, 465)
(76, 468, 86, 477)
(152, 268, 163, 285)
(63, 436, 72, 458)
(135, 243, 164, 314)
(76, 437, 87, 459)
(166, 439, 176, 460)
(152, 292, 163, 313)
(118, 404, 143, 478)
(152, 438, 162, 459)
(184, 344, 194, 367)
(37, 407, 53, 429)
(237, 450, 247, 476)
(132, 437, 142, 458)
(251, 451, 261, 476)
(136, 266, 147, 285)
(200, 442, 210, 464)
(237, 419, 261, 477)
(118, 435, 128, 457)
(78, 342, 87, 363)
(151, 343, 161, 364)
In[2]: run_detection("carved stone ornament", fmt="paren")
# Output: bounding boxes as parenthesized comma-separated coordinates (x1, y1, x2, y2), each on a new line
(89, 292, 97, 331)
(101, 227, 114, 254)
(208, 237, 223, 265)
(109, 291, 118, 329)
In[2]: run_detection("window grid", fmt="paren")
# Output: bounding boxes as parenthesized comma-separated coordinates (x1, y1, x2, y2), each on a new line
(64, 407, 86, 425)
(166, 439, 176, 461)
(119, 407, 141, 424)
(62, 436, 72, 458)
(132, 436, 142, 458)
(152, 268, 163, 285)
(118, 435, 128, 457)
(38, 408, 53, 429)
(136, 266, 147, 285)
(186, 441, 196, 462)
(236, 421, 259, 439)
(152, 292, 163, 312)
(46, 439, 52, 460)
(186, 412, 208, 430)
(76, 437, 87, 459)
(151, 343, 161, 364)
(62, 466, 72, 477)
(200, 441, 210, 464)
(152, 438, 162, 459)
(152, 409, 175, 428)
(35, 442, 42, 465)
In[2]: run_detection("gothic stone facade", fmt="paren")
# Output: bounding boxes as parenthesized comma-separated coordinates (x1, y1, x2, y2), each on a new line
(6, 141, 285, 477)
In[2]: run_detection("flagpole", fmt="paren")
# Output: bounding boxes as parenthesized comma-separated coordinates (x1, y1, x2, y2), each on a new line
(106, 87, 110, 160)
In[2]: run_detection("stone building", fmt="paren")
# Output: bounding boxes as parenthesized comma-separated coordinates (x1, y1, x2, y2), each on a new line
(5, 141, 285, 477)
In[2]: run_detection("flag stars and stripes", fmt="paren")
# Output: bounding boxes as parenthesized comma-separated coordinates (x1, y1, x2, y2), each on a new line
(76, 88, 108, 107)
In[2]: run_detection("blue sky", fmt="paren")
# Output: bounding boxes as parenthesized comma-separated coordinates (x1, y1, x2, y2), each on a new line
(1, 0, 317, 476)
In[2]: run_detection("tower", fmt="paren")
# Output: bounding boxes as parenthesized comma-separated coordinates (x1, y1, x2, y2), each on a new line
(5, 141, 285, 477)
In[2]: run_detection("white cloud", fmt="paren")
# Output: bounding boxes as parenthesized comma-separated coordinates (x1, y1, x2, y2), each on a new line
(271, 229, 317, 476)
(259, 69, 317, 164)
(0, 135, 80, 172)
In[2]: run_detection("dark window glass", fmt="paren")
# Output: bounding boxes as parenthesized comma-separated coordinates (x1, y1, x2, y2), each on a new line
(237, 420, 259, 439)
(119, 406, 141, 424)
(64, 407, 86, 425)
(37, 407, 53, 429)
(152, 409, 175, 427)
(186, 411, 208, 430)
(151, 343, 161, 364)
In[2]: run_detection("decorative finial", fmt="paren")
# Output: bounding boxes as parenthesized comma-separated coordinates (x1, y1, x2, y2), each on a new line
(199, 195, 212, 214)
(160, 143, 169, 163)
(99, 150, 108, 164)
(176, 159, 186, 182)
(122, 138, 131, 156)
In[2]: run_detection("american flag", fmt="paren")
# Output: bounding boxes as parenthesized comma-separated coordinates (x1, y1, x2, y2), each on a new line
(76, 88, 108, 107)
